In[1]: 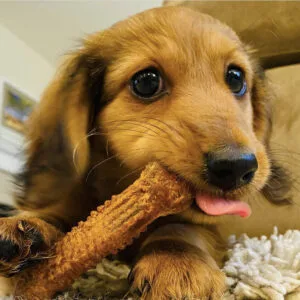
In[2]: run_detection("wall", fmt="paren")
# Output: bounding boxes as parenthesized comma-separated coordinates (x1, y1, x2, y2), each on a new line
(0, 23, 54, 174)
(0, 170, 14, 205)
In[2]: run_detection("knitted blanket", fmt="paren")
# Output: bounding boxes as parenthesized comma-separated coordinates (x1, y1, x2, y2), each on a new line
(58, 228, 300, 300)
(223, 228, 300, 299)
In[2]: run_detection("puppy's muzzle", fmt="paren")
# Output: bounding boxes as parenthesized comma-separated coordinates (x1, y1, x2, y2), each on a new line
(205, 150, 258, 191)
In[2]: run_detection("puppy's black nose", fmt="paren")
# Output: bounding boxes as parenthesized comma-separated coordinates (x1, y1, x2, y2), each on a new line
(206, 152, 258, 191)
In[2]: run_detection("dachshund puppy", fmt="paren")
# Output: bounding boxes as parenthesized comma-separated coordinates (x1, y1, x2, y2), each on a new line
(0, 6, 290, 299)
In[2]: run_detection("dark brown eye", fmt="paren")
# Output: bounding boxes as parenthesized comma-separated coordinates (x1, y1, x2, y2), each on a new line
(226, 66, 247, 97)
(130, 68, 164, 101)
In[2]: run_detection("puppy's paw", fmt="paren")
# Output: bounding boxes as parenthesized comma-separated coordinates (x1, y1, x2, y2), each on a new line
(0, 217, 62, 276)
(129, 240, 225, 300)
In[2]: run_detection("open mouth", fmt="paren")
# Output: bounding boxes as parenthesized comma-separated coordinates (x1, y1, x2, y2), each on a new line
(193, 192, 252, 218)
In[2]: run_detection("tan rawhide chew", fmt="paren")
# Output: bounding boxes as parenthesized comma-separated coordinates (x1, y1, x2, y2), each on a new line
(15, 162, 192, 299)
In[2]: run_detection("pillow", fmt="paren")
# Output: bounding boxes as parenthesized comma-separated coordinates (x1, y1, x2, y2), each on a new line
(164, 1, 300, 68)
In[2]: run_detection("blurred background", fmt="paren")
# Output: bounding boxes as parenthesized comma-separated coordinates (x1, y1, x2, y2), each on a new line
(0, 1, 162, 204)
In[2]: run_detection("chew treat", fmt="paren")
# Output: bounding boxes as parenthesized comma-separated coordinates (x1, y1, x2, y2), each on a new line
(15, 162, 192, 299)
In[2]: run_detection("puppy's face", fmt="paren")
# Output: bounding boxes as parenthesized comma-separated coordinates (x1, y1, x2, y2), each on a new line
(89, 7, 271, 223)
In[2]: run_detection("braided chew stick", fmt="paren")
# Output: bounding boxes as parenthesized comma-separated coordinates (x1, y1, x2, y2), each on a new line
(15, 162, 192, 299)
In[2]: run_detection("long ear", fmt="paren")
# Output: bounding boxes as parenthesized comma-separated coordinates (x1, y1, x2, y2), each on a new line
(16, 49, 106, 212)
(26, 51, 105, 177)
(250, 59, 272, 145)
(250, 55, 292, 205)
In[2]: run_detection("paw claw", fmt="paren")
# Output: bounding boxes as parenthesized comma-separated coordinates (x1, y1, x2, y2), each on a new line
(15, 220, 46, 254)
(0, 217, 61, 276)
(129, 271, 151, 297)
(141, 279, 151, 294)
(17, 220, 26, 232)
(128, 269, 134, 285)
(129, 246, 225, 299)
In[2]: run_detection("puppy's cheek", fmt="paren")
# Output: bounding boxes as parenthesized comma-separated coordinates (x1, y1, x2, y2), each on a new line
(112, 136, 156, 169)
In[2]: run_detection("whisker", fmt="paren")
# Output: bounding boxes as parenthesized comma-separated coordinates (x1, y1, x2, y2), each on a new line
(97, 117, 183, 147)
(106, 139, 110, 157)
(118, 149, 173, 168)
(270, 143, 300, 156)
(107, 119, 164, 137)
(270, 152, 300, 163)
(248, 184, 265, 210)
(141, 117, 184, 148)
(116, 166, 144, 186)
(84, 117, 189, 154)
(85, 155, 118, 183)
(108, 127, 160, 139)
(106, 122, 179, 145)
(142, 116, 185, 140)
(73, 131, 107, 173)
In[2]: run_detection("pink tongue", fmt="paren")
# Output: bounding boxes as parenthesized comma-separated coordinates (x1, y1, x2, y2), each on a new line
(195, 193, 251, 218)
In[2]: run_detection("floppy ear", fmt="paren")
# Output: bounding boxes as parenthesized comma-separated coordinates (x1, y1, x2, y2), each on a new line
(25, 50, 105, 178)
(250, 57, 292, 205)
(250, 61, 272, 145)
(14, 45, 109, 223)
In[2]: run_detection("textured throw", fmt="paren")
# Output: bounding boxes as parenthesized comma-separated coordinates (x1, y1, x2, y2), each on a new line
(57, 228, 300, 299)
(223, 228, 300, 299)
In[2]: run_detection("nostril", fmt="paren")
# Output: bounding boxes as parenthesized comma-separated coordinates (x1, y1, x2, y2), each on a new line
(241, 170, 255, 183)
(205, 151, 258, 191)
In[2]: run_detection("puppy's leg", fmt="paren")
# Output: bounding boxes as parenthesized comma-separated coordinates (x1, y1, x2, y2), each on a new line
(129, 224, 226, 300)
(0, 209, 63, 277)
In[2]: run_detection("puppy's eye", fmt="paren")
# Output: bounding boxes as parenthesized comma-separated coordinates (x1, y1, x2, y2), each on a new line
(226, 66, 247, 97)
(130, 68, 164, 100)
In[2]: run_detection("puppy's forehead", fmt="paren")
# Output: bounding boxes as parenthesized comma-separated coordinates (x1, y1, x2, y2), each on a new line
(110, 6, 239, 43)
(99, 7, 248, 86)
(108, 7, 241, 54)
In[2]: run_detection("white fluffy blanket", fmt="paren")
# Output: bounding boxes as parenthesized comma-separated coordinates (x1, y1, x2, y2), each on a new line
(59, 228, 300, 300)
(223, 228, 300, 299)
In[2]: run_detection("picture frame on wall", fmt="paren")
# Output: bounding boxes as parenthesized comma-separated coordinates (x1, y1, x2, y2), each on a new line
(0, 77, 36, 147)
(0, 77, 37, 173)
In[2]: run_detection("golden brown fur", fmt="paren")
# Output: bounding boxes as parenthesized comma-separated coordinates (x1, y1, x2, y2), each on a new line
(0, 7, 292, 298)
